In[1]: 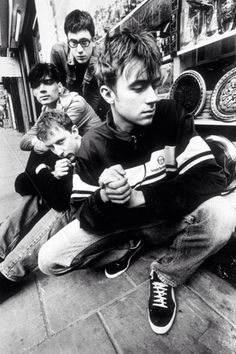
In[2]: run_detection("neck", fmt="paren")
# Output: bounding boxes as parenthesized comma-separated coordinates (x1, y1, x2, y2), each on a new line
(111, 108, 133, 133)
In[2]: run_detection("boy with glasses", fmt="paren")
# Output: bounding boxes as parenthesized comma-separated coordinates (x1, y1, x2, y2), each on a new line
(51, 9, 108, 118)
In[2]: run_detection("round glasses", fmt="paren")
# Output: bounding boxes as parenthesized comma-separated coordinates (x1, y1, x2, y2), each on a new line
(68, 38, 91, 49)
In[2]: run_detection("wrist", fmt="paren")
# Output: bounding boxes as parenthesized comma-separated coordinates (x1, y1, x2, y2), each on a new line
(127, 190, 145, 208)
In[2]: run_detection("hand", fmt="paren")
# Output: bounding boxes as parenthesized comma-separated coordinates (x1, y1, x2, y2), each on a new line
(101, 176, 131, 204)
(99, 164, 126, 188)
(52, 158, 72, 179)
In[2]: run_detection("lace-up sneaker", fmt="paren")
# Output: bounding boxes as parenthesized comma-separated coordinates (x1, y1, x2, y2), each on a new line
(148, 270, 176, 334)
(105, 239, 144, 279)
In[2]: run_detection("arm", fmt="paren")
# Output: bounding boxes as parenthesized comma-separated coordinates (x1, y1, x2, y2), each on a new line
(20, 123, 49, 153)
(33, 162, 73, 211)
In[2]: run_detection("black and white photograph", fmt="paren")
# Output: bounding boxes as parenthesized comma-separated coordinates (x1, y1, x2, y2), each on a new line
(0, 0, 236, 353)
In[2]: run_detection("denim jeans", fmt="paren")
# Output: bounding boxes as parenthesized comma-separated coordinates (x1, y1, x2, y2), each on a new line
(0, 195, 72, 281)
(0, 195, 47, 259)
(38, 196, 236, 286)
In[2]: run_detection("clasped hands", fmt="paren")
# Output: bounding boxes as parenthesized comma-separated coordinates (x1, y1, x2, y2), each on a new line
(99, 164, 145, 208)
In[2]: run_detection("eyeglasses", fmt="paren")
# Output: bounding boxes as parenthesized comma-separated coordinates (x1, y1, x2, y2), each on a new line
(68, 38, 91, 49)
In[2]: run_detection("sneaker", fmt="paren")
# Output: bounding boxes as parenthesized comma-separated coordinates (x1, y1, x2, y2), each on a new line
(148, 270, 176, 334)
(105, 239, 144, 279)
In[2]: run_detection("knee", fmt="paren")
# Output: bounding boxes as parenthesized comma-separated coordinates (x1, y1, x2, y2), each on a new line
(38, 243, 57, 275)
(199, 196, 236, 246)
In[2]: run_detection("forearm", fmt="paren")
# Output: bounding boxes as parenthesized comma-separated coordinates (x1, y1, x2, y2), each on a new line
(141, 163, 227, 217)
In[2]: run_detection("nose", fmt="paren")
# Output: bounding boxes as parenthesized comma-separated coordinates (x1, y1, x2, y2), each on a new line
(145, 85, 158, 105)
(38, 83, 47, 92)
(76, 43, 84, 53)
(53, 145, 64, 157)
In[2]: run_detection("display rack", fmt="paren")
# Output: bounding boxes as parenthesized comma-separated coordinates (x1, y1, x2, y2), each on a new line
(177, 28, 236, 56)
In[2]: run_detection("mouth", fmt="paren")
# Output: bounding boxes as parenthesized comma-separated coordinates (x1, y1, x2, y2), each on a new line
(76, 56, 86, 61)
(40, 96, 50, 100)
(142, 110, 155, 116)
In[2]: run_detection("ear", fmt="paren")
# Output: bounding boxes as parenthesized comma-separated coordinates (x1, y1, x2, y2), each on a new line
(57, 82, 63, 94)
(100, 85, 115, 105)
(71, 125, 79, 137)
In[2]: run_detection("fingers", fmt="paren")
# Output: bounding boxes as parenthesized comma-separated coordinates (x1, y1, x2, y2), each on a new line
(53, 158, 72, 178)
(103, 177, 131, 204)
(99, 164, 126, 187)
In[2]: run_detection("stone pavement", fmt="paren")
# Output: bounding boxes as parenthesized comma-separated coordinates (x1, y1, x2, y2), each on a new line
(0, 128, 236, 354)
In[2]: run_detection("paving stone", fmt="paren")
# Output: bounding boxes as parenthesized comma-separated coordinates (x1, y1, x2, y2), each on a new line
(37, 268, 134, 333)
(0, 279, 47, 354)
(100, 282, 236, 354)
(27, 313, 116, 354)
(187, 269, 236, 326)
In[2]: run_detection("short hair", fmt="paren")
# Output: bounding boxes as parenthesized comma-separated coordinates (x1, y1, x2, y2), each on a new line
(37, 111, 73, 142)
(64, 10, 95, 37)
(28, 63, 62, 89)
(96, 29, 162, 89)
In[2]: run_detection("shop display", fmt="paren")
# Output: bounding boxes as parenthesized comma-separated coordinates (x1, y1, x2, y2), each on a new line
(180, 0, 236, 51)
(169, 70, 206, 116)
(211, 67, 236, 122)
(197, 90, 214, 119)
(159, 63, 173, 95)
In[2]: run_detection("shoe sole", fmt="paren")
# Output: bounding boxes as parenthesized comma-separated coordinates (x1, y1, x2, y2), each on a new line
(105, 240, 144, 279)
(148, 287, 176, 335)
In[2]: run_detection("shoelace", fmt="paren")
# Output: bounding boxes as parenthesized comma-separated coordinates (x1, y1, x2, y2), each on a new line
(151, 281, 168, 308)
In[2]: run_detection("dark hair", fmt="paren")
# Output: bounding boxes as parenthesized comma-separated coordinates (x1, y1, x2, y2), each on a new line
(28, 63, 62, 89)
(96, 29, 162, 89)
(64, 10, 95, 37)
(37, 111, 73, 142)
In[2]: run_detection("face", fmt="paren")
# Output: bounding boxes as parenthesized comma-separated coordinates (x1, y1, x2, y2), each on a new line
(67, 30, 95, 64)
(33, 76, 61, 108)
(104, 60, 160, 132)
(43, 125, 81, 162)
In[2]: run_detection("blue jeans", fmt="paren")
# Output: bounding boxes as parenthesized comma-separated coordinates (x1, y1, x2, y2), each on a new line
(0, 195, 72, 281)
(38, 196, 236, 286)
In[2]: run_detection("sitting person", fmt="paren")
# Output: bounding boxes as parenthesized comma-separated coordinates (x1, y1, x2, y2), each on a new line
(37, 30, 236, 336)
(0, 112, 81, 298)
(15, 62, 101, 224)
(20, 62, 100, 154)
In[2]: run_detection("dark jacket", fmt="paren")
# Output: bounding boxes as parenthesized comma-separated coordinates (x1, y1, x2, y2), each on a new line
(70, 100, 227, 233)
(15, 150, 72, 212)
(50, 42, 109, 119)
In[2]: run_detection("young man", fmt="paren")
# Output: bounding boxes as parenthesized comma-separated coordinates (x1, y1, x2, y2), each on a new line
(38, 30, 236, 335)
(0, 111, 81, 293)
(50, 9, 108, 119)
(15, 62, 100, 215)
(20, 62, 100, 154)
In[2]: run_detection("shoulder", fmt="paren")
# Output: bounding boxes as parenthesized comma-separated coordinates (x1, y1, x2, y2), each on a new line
(59, 91, 84, 107)
(79, 122, 107, 151)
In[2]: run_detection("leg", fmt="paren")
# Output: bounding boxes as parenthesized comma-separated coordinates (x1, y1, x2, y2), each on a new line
(0, 195, 47, 258)
(150, 196, 236, 286)
(148, 196, 236, 335)
(38, 219, 136, 275)
(0, 208, 72, 281)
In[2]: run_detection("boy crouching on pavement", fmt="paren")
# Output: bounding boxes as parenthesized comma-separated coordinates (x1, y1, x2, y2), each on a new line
(37, 30, 236, 334)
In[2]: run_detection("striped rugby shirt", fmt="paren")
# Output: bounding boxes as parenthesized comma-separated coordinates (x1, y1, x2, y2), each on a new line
(70, 100, 227, 232)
